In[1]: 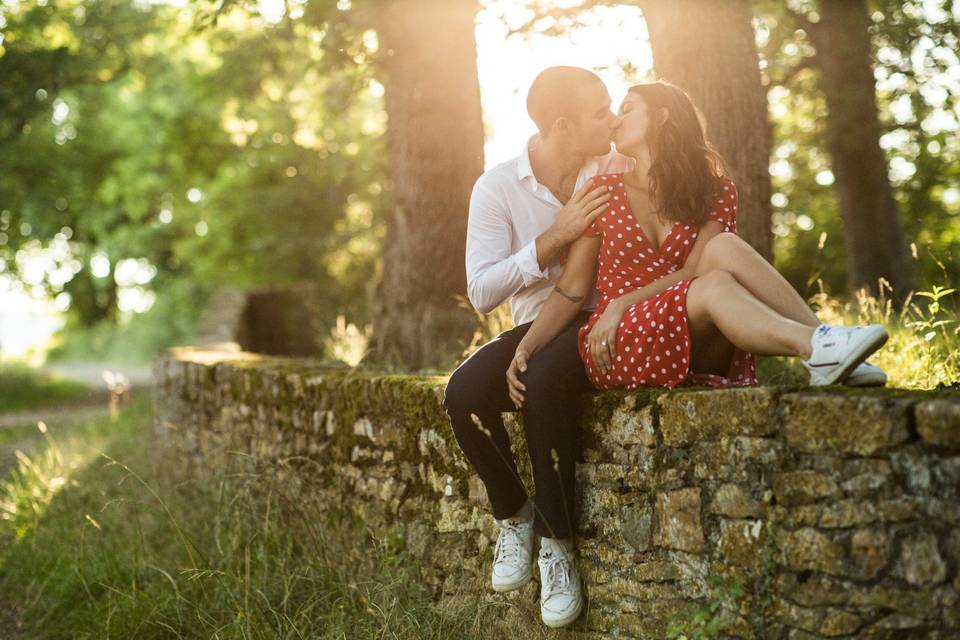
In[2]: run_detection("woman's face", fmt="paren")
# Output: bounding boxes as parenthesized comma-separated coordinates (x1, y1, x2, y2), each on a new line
(613, 93, 654, 155)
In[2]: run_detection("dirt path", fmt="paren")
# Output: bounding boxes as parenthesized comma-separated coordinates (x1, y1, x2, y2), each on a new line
(0, 384, 151, 475)
(0, 389, 112, 430)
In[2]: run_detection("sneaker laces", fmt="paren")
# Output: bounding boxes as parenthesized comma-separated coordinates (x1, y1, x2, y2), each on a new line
(494, 519, 526, 565)
(540, 549, 573, 599)
(808, 325, 854, 361)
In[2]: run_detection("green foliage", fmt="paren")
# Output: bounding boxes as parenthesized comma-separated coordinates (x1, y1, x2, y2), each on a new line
(755, 0, 960, 296)
(810, 272, 960, 388)
(665, 574, 746, 640)
(1, 0, 387, 356)
(0, 360, 89, 413)
(47, 276, 212, 364)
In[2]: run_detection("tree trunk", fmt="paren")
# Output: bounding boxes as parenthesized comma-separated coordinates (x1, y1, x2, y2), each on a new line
(639, 0, 773, 261)
(371, 0, 485, 369)
(805, 0, 915, 303)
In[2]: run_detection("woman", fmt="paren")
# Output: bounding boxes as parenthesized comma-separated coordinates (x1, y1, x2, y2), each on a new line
(507, 80, 888, 402)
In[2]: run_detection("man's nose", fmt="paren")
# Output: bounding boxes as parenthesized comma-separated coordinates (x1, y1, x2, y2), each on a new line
(609, 112, 622, 129)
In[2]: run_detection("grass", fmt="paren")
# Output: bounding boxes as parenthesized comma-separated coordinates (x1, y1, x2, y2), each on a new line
(0, 423, 43, 447)
(755, 278, 959, 390)
(0, 395, 578, 640)
(0, 361, 91, 414)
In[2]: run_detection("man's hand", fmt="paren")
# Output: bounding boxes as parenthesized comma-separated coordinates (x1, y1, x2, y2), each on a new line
(587, 300, 625, 375)
(551, 181, 612, 244)
(506, 346, 531, 408)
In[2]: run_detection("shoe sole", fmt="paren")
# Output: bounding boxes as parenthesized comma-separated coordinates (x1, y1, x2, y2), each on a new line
(843, 371, 888, 387)
(810, 326, 889, 386)
(492, 571, 532, 593)
(542, 596, 584, 628)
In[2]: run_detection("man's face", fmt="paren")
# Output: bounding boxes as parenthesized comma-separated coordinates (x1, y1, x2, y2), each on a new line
(565, 81, 620, 157)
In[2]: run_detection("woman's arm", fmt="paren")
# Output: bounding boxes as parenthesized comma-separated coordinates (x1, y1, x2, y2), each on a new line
(586, 219, 725, 374)
(520, 234, 600, 356)
(505, 234, 600, 407)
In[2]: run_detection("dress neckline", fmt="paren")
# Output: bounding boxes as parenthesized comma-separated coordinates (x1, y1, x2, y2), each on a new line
(616, 173, 677, 253)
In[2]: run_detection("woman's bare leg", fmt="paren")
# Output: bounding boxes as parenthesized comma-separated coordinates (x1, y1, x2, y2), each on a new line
(694, 233, 820, 327)
(686, 269, 815, 360)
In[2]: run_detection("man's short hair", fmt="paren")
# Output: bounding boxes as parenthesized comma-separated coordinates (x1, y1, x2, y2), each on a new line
(526, 66, 603, 135)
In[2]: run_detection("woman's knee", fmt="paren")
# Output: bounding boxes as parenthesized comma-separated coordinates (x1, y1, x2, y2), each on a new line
(687, 269, 738, 320)
(694, 268, 738, 292)
(695, 232, 744, 276)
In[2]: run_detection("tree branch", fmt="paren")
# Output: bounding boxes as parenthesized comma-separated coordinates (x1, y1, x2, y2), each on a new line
(504, 0, 619, 38)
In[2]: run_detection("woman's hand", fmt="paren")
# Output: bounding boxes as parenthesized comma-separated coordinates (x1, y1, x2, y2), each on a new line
(506, 344, 532, 408)
(587, 300, 626, 375)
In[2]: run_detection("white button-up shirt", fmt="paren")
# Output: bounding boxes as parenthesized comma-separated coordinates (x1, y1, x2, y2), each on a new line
(465, 136, 634, 326)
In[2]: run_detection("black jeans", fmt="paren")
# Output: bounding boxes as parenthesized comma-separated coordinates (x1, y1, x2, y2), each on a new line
(443, 311, 595, 539)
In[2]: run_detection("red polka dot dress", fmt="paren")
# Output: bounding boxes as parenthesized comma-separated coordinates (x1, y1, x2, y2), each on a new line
(576, 173, 758, 390)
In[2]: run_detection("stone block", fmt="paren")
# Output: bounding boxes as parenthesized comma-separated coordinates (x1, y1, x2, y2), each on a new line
(780, 394, 911, 455)
(818, 499, 878, 528)
(658, 387, 778, 446)
(773, 470, 839, 506)
(847, 585, 938, 614)
(849, 528, 891, 580)
(710, 483, 763, 518)
(655, 487, 705, 552)
(605, 395, 659, 449)
(899, 532, 947, 586)
(621, 502, 654, 553)
(915, 399, 960, 448)
(774, 573, 849, 607)
(691, 436, 782, 482)
(771, 597, 823, 633)
(778, 527, 845, 576)
(630, 560, 683, 582)
(819, 608, 862, 636)
(718, 519, 769, 570)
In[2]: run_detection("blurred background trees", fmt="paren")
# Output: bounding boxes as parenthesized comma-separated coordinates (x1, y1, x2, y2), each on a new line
(1, 0, 957, 374)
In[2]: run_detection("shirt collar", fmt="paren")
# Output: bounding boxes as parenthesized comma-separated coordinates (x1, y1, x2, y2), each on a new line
(517, 133, 538, 188)
(518, 133, 607, 192)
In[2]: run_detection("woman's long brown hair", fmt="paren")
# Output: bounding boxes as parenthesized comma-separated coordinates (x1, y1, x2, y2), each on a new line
(627, 81, 728, 227)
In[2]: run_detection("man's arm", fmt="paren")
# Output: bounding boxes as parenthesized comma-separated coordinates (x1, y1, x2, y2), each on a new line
(466, 177, 612, 313)
(466, 180, 548, 314)
(532, 226, 572, 273)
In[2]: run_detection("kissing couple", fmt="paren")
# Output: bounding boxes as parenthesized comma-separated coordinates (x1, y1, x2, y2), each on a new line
(443, 66, 889, 628)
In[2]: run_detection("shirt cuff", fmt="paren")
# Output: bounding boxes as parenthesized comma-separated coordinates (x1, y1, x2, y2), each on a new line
(514, 239, 548, 287)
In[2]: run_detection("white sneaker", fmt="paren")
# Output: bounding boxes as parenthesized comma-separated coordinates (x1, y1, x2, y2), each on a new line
(491, 516, 534, 592)
(802, 324, 889, 386)
(844, 360, 888, 387)
(538, 537, 584, 628)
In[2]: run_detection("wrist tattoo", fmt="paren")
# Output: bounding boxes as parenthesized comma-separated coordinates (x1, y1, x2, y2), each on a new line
(554, 285, 584, 304)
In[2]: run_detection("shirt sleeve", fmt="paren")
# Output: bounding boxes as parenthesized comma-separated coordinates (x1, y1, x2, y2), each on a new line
(465, 177, 549, 314)
(707, 178, 738, 233)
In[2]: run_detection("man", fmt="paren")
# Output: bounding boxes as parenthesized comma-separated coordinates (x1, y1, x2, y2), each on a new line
(442, 66, 633, 629)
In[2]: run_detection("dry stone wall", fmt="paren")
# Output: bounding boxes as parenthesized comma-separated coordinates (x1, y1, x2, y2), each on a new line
(153, 347, 960, 639)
